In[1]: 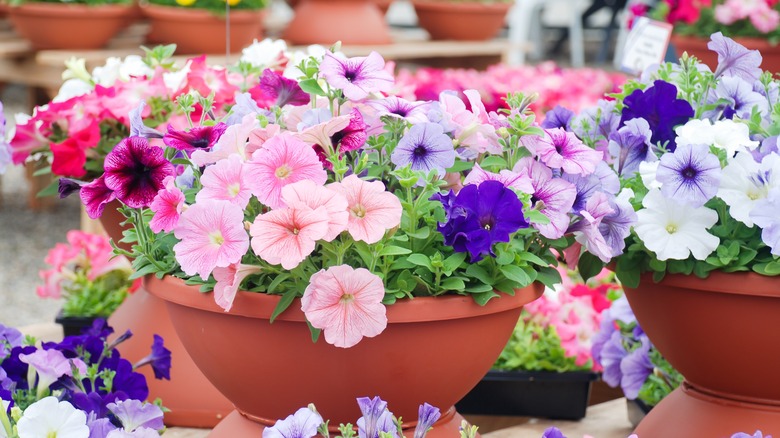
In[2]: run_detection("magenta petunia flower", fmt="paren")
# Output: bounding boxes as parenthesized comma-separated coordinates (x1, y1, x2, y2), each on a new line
(212, 263, 262, 312)
(513, 157, 577, 239)
(331, 108, 368, 153)
(196, 154, 253, 209)
(301, 265, 388, 348)
(319, 51, 394, 101)
(260, 68, 310, 108)
(173, 200, 250, 280)
(103, 136, 175, 209)
(281, 180, 349, 242)
(328, 175, 402, 244)
(249, 206, 329, 270)
(522, 128, 603, 175)
(163, 123, 228, 152)
(245, 134, 328, 209)
(149, 176, 186, 233)
(80, 175, 117, 219)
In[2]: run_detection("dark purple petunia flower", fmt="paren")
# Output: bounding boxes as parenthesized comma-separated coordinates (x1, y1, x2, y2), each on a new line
(79, 175, 117, 220)
(541, 105, 575, 130)
(620, 335, 654, 400)
(541, 427, 567, 438)
(709, 32, 763, 82)
(163, 123, 228, 152)
(413, 403, 441, 438)
(1, 345, 36, 390)
(608, 118, 654, 177)
(331, 108, 368, 153)
(133, 334, 171, 381)
(129, 101, 163, 139)
(260, 68, 310, 108)
(58, 177, 84, 199)
(656, 143, 722, 208)
(391, 122, 455, 177)
(619, 80, 694, 151)
(432, 180, 529, 262)
(68, 391, 111, 418)
(103, 136, 175, 209)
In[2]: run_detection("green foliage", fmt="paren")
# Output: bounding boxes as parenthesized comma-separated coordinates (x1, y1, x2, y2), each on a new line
(148, 0, 268, 12)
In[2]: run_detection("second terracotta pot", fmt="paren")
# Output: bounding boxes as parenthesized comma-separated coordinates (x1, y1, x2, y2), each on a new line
(282, 0, 391, 45)
(672, 33, 780, 75)
(412, 1, 511, 41)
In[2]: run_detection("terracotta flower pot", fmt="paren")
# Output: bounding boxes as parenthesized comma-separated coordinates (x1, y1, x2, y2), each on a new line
(144, 274, 543, 436)
(282, 0, 391, 45)
(623, 271, 780, 435)
(412, 1, 511, 41)
(7, 3, 134, 50)
(672, 33, 780, 75)
(142, 4, 265, 54)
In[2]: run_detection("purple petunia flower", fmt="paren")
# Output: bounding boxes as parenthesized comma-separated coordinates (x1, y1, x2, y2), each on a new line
(608, 118, 654, 177)
(129, 101, 163, 139)
(108, 399, 165, 432)
(260, 68, 310, 108)
(522, 128, 602, 175)
(264, 406, 323, 438)
(513, 158, 576, 239)
(752, 136, 779, 162)
(370, 96, 429, 124)
(163, 123, 228, 152)
(87, 417, 117, 437)
(598, 196, 637, 260)
(709, 32, 763, 82)
(600, 330, 628, 387)
(413, 403, 441, 438)
(133, 335, 171, 381)
(619, 80, 694, 151)
(572, 99, 620, 142)
(750, 188, 780, 256)
(79, 175, 117, 219)
(0, 324, 23, 357)
(541, 427, 567, 438)
(432, 180, 529, 262)
(620, 335, 654, 400)
(103, 137, 175, 209)
(541, 105, 575, 130)
(656, 143, 722, 208)
(331, 108, 368, 153)
(226, 93, 273, 126)
(58, 177, 84, 199)
(706, 76, 768, 120)
(562, 172, 602, 214)
(319, 51, 394, 101)
(356, 396, 397, 438)
(391, 123, 455, 177)
(731, 431, 771, 438)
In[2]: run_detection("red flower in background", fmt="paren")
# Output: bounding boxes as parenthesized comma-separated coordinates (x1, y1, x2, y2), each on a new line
(665, 0, 711, 24)
(50, 119, 100, 178)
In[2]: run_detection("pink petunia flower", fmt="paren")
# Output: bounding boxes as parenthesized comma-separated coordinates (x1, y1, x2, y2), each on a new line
(80, 175, 117, 220)
(319, 51, 394, 101)
(513, 157, 577, 239)
(249, 206, 329, 269)
(244, 133, 327, 209)
(281, 180, 349, 242)
(212, 263, 262, 312)
(149, 176, 186, 233)
(103, 136, 175, 209)
(196, 155, 253, 208)
(191, 114, 261, 166)
(301, 265, 388, 348)
(462, 163, 534, 193)
(522, 128, 602, 175)
(173, 200, 249, 280)
(328, 175, 402, 244)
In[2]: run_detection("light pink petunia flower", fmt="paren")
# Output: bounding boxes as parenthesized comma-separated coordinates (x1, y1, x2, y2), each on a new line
(212, 263, 262, 312)
(301, 265, 388, 348)
(522, 128, 602, 175)
(249, 206, 329, 269)
(19, 349, 87, 392)
(191, 114, 260, 166)
(149, 176, 186, 233)
(173, 200, 250, 280)
(244, 133, 327, 209)
(462, 163, 534, 193)
(196, 155, 253, 209)
(328, 175, 402, 244)
(281, 180, 349, 242)
(319, 51, 394, 101)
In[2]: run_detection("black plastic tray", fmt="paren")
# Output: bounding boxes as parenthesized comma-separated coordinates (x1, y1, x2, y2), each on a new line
(55, 310, 97, 338)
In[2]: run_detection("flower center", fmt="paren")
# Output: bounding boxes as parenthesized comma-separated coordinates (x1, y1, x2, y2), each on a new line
(681, 166, 697, 179)
(344, 69, 358, 83)
(227, 183, 241, 198)
(340, 294, 355, 303)
(209, 231, 225, 246)
(275, 164, 293, 179)
(290, 227, 300, 235)
(665, 224, 678, 234)
(191, 137, 210, 149)
(351, 204, 366, 218)
(480, 215, 495, 231)
(413, 144, 428, 157)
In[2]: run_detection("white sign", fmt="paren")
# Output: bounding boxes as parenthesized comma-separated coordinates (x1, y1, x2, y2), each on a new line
(620, 17, 673, 76)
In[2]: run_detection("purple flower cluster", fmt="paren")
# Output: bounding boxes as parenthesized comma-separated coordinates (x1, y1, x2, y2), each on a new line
(619, 80, 694, 151)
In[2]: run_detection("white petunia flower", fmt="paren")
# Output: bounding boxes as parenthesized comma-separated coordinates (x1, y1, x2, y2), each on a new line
(676, 119, 758, 156)
(718, 152, 780, 226)
(53, 79, 93, 103)
(163, 60, 191, 93)
(91, 57, 122, 87)
(117, 55, 154, 82)
(16, 397, 88, 438)
(639, 160, 662, 189)
(240, 38, 288, 69)
(634, 190, 719, 261)
(675, 119, 715, 146)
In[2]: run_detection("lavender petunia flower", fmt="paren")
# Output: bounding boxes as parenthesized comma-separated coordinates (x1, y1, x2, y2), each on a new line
(264, 406, 323, 438)
(568, 192, 616, 262)
(370, 96, 429, 124)
(620, 80, 694, 151)
(572, 99, 619, 142)
(591, 314, 617, 367)
(87, 416, 118, 438)
(541, 427, 567, 438)
(261, 68, 310, 108)
(107, 399, 165, 432)
(600, 330, 628, 387)
(752, 136, 779, 162)
(103, 137, 175, 209)
(598, 196, 637, 259)
(0, 102, 10, 175)
(413, 403, 441, 438)
(541, 105, 575, 130)
(562, 172, 602, 214)
(424, 101, 457, 134)
(391, 123, 455, 177)
(608, 118, 654, 176)
(656, 143, 722, 208)
(226, 92, 272, 126)
(706, 76, 769, 120)
(522, 128, 602, 175)
(750, 188, 780, 256)
(620, 336, 654, 400)
(133, 335, 171, 381)
(358, 409, 398, 438)
(513, 158, 576, 239)
(163, 123, 228, 152)
(0, 324, 23, 357)
(356, 397, 394, 438)
(129, 102, 163, 139)
(297, 108, 334, 131)
(592, 161, 621, 195)
(319, 51, 394, 101)
(432, 181, 529, 262)
(732, 431, 770, 438)
(709, 32, 763, 82)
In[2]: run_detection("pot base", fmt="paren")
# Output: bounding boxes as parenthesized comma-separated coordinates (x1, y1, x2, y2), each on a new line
(210, 407, 472, 437)
(634, 383, 780, 436)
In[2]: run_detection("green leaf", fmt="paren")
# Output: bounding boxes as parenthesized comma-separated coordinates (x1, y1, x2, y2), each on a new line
(466, 264, 493, 285)
(534, 266, 561, 288)
(517, 252, 548, 266)
(266, 273, 291, 294)
(753, 261, 780, 276)
(32, 166, 52, 177)
(440, 277, 466, 291)
(378, 246, 412, 256)
(499, 265, 531, 287)
(493, 279, 518, 295)
(36, 180, 60, 198)
(479, 155, 507, 169)
(446, 160, 474, 173)
(442, 252, 467, 274)
(525, 209, 551, 225)
(298, 78, 326, 96)
(407, 254, 433, 270)
(577, 252, 604, 281)
(128, 263, 158, 280)
(495, 250, 514, 265)
(616, 257, 640, 288)
(471, 290, 499, 305)
(406, 228, 430, 239)
(270, 289, 298, 323)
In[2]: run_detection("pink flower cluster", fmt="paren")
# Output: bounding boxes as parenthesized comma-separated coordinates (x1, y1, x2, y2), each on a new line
(715, 0, 780, 33)
(394, 63, 626, 118)
(37, 230, 133, 299)
(523, 267, 617, 368)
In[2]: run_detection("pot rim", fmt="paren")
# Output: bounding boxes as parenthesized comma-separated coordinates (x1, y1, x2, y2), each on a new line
(140, 2, 264, 19)
(671, 33, 779, 49)
(639, 270, 778, 297)
(411, 0, 512, 12)
(143, 274, 543, 323)
(8, 2, 133, 14)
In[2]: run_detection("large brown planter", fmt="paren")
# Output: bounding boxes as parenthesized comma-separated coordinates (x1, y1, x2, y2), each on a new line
(412, 1, 511, 41)
(144, 274, 543, 436)
(7, 3, 134, 50)
(672, 33, 780, 75)
(142, 4, 265, 54)
(623, 271, 780, 435)
(282, 0, 391, 45)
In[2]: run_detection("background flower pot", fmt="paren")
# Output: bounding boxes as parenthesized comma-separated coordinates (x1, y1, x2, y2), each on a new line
(624, 271, 780, 435)
(672, 34, 780, 74)
(626, 397, 652, 428)
(282, 0, 391, 45)
(145, 275, 543, 437)
(142, 4, 265, 54)
(412, 1, 511, 41)
(55, 310, 98, 338)
(8, 3, 134, 50)
(456, 370, 598, 419)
